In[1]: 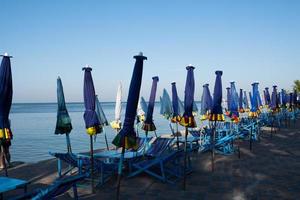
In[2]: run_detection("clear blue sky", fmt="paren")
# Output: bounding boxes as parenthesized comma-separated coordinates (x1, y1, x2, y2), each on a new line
(1, 0, 299, 103)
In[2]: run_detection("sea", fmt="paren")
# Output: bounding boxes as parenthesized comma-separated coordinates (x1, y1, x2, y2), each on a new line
(10, 102, 200, 163)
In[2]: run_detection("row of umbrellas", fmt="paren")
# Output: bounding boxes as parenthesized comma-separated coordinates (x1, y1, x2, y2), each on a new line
(1, 52, 299, 197)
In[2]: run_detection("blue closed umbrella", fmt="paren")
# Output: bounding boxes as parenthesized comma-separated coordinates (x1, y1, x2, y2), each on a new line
(239, 89, 244, 113)
(142, 76, 159, 132)
(112, 53, 147, 199)
(271, 85, 278, 111)
(171, 82, 180, 122)
(265, 87, 271, 106)
(281, 89, 287, 108)
(249, 83, 259, 118)
(180, 65, 196, 190)
(229, 82, 239, 121)
(226, 87, 231, 111)
(209, 71, 224, 121)
(179, 65, 196, 128)
(200, 83, 212, 119)
(0, 54, 13, 176)
(243, 91, 249, 110)
(55, 77, 72, 153)
(95, 95, 109, 150)
(82, 66, 101, 192)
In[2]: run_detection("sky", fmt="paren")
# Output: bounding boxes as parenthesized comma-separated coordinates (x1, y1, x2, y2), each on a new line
(1, 0, 300, 103)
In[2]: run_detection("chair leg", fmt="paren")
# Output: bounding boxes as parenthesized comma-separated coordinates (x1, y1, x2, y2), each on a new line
(73, 184, 78, 200)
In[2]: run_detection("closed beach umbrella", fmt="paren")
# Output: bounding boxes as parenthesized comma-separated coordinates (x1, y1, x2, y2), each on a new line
(209, 70, 224, 172)
(200, 83, 212, 119)
(180, 65, 196, 190)
(159, 96, 164, 115)
(0, 53, 13, 176)
(171, 82, 181, 122)
(110, 82, 122, 131)
(243, 91, 249, 110)
(95, 95, 109, 150)
(179, 65, 196, 127)
(226, 87, 231, 112)
(82, 66, 101, 193)
(161, 89, 173, 120)
(249, 83, 259, 118)
(281, 89, 287, 108)
(271, 85, 278, 111)
(257, 89, 262, 108)
(229, 82, 239, 121)
(142, 76, 159, 132)
(178, 97, 185, 116)
(55, 77, 72, 153)
(265, 87, 271, 106)
(209, 71, 224, 121)
(112, 53, 146, 199)
(239, 89, 244, 113)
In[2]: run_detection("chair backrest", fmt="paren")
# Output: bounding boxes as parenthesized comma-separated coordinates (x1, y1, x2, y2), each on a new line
(32, 174, 86, 200)
(135, 137, 152, 152)
(189, 130, 201, 138)
(146, 137, 174, 157)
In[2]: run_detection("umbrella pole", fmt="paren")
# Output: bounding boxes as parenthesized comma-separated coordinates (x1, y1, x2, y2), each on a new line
(66, 133, 72, 153)
(116, 138, 125, 200)
(249, 120, 253, 151)
(1, 145, 8, 176)
(183, 126, 188, 190)
(103, 127, 109, 150)
(90, 135, 95, 193)
(211, 120, 216, 172)
(176, 122, 179, 150)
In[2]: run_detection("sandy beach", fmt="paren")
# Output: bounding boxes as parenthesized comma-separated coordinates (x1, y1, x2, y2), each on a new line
(1, 120, 299, 200)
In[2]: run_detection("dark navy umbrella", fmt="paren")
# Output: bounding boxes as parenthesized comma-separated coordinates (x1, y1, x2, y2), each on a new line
(229, 82, 239, 121)
(239, 89, 244, 113)
(112, 53, 147, 199)
(281, 89, 287, 108)
(171, 82, 181, 122)
(179, 65, 196, 128)
(0, 53, 13, 176)
(82, 66, 101, 193)
(209, 70, 224, 172)
(271, 85, 278, 111)
(249, 83, 259, 118)
(209, 71, 224, 121)
(55, 77, 72, 153)
(265, 87, 271, 106)
(142, 76, 159, 132)
(226, 87, 231, 112)
(200, 84, 212, 118)
(180, 65, 196, 190)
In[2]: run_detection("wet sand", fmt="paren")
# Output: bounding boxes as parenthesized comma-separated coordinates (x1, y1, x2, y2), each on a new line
(1, 120, 300, 200)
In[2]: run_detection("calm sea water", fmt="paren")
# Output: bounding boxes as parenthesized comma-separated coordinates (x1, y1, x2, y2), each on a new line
(10, 102, 196, 163)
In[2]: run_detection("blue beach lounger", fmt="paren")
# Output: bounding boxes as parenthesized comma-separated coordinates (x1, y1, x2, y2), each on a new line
(11, 174, 86, 200)
(0, 177, 28, 200)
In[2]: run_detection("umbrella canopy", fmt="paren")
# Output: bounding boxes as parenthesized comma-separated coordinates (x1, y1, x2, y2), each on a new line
(271, 85, 278, 111)
(0, 54, 13, 144)
(265, 87, 271, 106)
(249, 83, 259, 118)
(161, 89, 173, 119)
(112, 53, 147, 149)
(209, 71, 224, 121)
(110, 82, 122, 130)
(142, 76, 159, 131)
(226, 87, 231, 111)
(281, 89, 287, 108)
(243, 91, 249, 110)
(171, 82, 181, 122)
(179, 65, 196, 127)
(200, 83, 212, 118)
(229, 82, 239, 120)
(83, 66, 101, 135)
(257, 90, 262, 108)
(239, 89, 244, 113)
(192, 101, 198, 114)
(178, 97, 185, 116)
(55, 77, 72, 135)
(293, 90, 298, 106)
(289, 92, 293, 110)
(95, 95, 108, 126)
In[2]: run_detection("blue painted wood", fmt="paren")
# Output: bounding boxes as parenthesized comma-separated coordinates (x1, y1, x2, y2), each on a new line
(0, 177, 28, 194)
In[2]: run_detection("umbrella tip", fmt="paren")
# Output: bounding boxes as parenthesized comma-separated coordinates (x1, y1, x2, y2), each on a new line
(171, 81, 176, 85)
(186, 64, 195, 70)
(0, 52, 13, 58)
(139, 52, 143, 56)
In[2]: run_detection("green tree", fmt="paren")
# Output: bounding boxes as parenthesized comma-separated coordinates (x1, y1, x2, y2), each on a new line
(293, 80, 300, 92)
